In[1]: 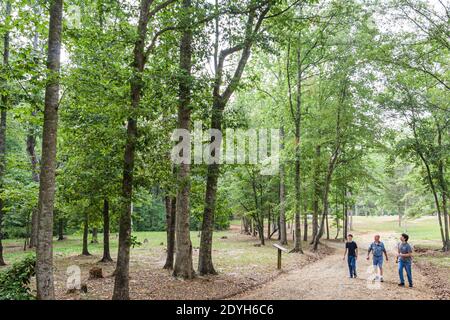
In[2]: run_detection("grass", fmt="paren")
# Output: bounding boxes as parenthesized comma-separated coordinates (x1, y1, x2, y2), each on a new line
(351, 215, 443, 247)
(1, 228, 291, 271)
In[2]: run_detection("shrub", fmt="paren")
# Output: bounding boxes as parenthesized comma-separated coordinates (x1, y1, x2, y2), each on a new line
(0, 255, 36, 300)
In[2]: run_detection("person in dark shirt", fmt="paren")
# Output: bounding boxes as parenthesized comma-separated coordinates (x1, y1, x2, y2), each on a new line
(397, 233, 413, 288)
(343, 234, 358, 278)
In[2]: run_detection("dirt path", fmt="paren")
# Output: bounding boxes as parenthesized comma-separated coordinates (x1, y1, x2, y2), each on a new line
(234, 232, 437, 300)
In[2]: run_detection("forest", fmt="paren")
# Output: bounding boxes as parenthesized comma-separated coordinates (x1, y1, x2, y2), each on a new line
(0, 0, 448, 301)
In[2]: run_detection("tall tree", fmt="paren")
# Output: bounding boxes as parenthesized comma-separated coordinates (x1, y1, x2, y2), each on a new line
(173, 0, 195, 279)
(198, 0, 271, 276)
(113, 0, 177, 299)
(0, 0, 11, 267)
(36, 0, 64, 300)
(100, 198, 113, 262)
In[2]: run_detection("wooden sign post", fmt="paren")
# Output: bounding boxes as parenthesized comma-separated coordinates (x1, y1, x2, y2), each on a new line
(272, 243, 288, 269)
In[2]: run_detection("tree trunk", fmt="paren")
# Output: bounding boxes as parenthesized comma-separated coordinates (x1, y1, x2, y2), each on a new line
(412, 120, 447, 251)
(279, 127, 287, 245)
(198, 161, 220, 275)
(0, 0, 11, 267)
(311, 145, 321, 243)
(173, 0, 195, 279)
(343, 189, 348, 240)
(437, 124, 450, 250)
(325, 208, 330, 240)
(100, 198, 113, 262)
(259, 211, 265, 245)
(335, 211, 340, 240)
(91, 227, 98, 244)
(57, 218, 64, 241)
(291, 33, 303, 254)
(82, 213, 90, 256)
(36, 0, 63, 300)
(313, 143, 341, 251)
(163, 195, 176, 269)
(349, 205, 353, 231)
(27, 126, 40, 246)
(27, 21, 40, 248)
(313, 77, 345, 251)
(199, 4, 270, 274)
(113, 0, 152, 300)
(303, 207, 308, 242)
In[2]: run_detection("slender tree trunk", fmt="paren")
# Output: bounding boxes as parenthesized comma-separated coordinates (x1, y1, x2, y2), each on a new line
(100, 198, 112, 262)
(113, 0, 152, 300)
(343, 189, 347, 240)
(412, 120, 447, 251)
(303, 206, 308, 242)
(313, 163, 336, 251)
(82, 213, 90, 256)
(335, 211, 340, 240)
(91, 227, 98, 244)
(325, 208, 330, 240)
(349, 205, 353, 231)
(291, 32, 303, 253)
(36, 0, 63, 300)
(259, 211, 265, 245)
(313, 77, 346, 251)
(27, 135, 39, 244)
(311, 145, 321, 243)
(57, 218, 64, 241)
(0, 0, 11, 267)
(163, 195, 176, 269)
(173, 0, 195, 279)
(437, 125, 450, 250)
(279, 127, 287, 244)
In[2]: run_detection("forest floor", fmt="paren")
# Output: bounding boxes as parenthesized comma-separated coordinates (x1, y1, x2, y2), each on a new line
(1, 223, 332, 300)
(233, 231, 444, 300)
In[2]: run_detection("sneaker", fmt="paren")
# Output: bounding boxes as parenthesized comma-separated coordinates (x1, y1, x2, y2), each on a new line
(349, 276, 353, 278)
(354, 274, 357, 278)
(398, 283, 405, 287)
(380, 278, 384, 282)
(409, 284, 413, 288)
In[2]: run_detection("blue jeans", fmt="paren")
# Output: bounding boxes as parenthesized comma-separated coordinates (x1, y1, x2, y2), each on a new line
(398, 259, 413, 286)
(347, 255, 357, 277)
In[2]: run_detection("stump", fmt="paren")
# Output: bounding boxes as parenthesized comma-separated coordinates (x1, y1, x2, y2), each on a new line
(89, 267, 103, 279)
(67, 283, 88, 294)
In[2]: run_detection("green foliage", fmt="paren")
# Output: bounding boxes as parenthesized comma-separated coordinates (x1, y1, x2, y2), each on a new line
(0, 255, 36, 300)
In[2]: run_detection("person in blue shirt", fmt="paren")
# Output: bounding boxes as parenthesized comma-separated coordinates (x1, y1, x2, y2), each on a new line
(366, 234, 389, 282)
(343, 234, 358, 278)
(397, 233, 413, 288)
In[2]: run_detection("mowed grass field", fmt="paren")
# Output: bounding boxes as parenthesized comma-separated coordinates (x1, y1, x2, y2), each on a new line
(351, 215, 443, 246)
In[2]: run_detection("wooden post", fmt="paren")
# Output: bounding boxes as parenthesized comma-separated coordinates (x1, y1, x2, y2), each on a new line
(273, 243, 288, 270)
(277, 249, 282, 269)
